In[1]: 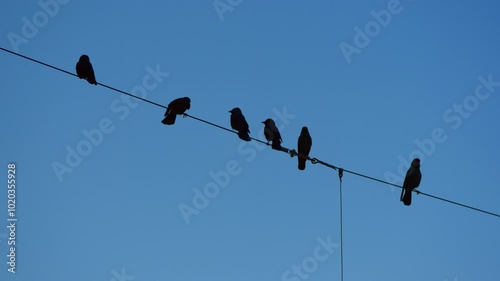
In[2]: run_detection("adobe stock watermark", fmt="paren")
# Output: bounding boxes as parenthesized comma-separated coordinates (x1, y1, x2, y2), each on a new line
(339, 0, 410, 64)
(7, 0, 71, 52)
(384, 74, 500, 187)
(282, 235, 339, 281)
(51, 65, 170, 183)
(110, 267, 135, 281)
(178, 106, 296, 225)
(213, 0, 243, 21)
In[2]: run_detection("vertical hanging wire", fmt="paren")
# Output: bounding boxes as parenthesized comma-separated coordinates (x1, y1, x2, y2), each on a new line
(338, 168, 344, 281)
(3, 46, 500, 281)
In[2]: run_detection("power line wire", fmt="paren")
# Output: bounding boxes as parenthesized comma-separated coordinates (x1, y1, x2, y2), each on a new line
(2, 46, 499, 219)
(0, 47, 168, 109)
(185, 113, 270, 146)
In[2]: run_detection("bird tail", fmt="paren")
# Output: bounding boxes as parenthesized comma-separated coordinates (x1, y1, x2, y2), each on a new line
(87, 74, 97, 85)
(161, 114, 176, 125)
(271, 141, 282, 151)
(298, 158, 306, 170)
(237, 131, 251, 142)
(402, 188, 412, 206)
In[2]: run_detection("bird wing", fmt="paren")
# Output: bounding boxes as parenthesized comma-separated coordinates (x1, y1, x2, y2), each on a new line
(269, 123, 282, 141)
(230, 114, 238, 130)
(164, 105, 172, 117)
(276, 130, 283, 142)
(403, 166, 415, 188)
(241, 116, 250, 133)
(298, 134, 312, 155)
(76, 62, 85, 78)
(414, 169, 422, 187)
(264, 127, 272, 141)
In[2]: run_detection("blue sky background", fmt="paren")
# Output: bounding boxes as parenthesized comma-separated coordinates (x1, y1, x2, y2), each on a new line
(1, 1, 500, 280)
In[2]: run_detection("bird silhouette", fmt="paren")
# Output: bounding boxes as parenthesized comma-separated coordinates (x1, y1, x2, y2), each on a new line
(262, 118, 282, 150)
(229, 107, 251, 141)
(400, 158, 422, 206)
(161, 97, 191, 125)
(76, 55, 97, 85)
(297, 127, 312, 170)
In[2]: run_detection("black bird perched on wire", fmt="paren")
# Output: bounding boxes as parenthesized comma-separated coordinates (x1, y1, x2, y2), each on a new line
(297, 127, 312, 170)
(262, 118, 282, 150)
(400, 158, 422, 206)
(76, 55, 97, 85)
(229, 107, 251, 141)
(161, 97, 191, 125)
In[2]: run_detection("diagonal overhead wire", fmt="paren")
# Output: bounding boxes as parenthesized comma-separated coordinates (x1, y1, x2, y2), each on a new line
(0, 47, 167, 109)
(1, 46, 499, 219)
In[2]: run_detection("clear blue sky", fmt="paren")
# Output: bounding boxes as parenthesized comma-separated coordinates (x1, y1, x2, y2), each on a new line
(1, 1, 499, 280)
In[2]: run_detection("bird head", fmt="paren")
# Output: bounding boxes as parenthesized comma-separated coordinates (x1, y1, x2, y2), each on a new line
(79, 55, 90, 62)
(229, 107, 241, 114)
(411, 158, 421, 168)
(301, 126, 309, 134)
(262, 118, 274, 125)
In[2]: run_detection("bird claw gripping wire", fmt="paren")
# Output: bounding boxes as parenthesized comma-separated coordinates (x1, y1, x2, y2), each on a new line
(289, 149, 297, 158)
(311, 158, 319, 164)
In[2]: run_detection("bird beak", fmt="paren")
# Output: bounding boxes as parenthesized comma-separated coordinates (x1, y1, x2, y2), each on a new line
(228, 110, 232, 113)
(261, 121, 265, 124)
